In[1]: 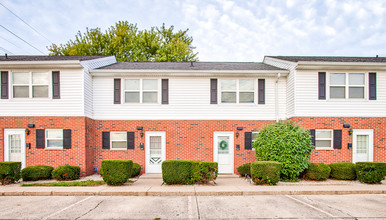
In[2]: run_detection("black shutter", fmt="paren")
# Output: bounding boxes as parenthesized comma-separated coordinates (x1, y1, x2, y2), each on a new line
(245, 132, 252, 150)
(52, 71, 60, 99)
(210, 79, 217, 104)
(114, 79, 121, 104)
(333, 130, 342, 149)
(318, 72, 326, 100)
(36, 129, 45, 149)
(127, 132, 135, 149)
(310, 129, 316, 146)
(162, 79, 169, 104)
(1, 71, 8, 99)
(63, 129, 71, 149)
(369, 72, 376, 100)
(258, 79, 265, 104)
(102, 132, 110, 149)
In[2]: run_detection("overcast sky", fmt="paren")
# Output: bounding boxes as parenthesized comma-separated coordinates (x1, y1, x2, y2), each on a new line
(0, 0, 385, 61)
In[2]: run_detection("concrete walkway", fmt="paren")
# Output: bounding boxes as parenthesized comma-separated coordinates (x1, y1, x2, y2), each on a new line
(1, 174, 385, 196)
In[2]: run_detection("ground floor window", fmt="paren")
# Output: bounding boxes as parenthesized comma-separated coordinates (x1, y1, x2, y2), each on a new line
(110, 131, 127, 150)
(315, 129, 333, 150)
(46, 129, 63, 148)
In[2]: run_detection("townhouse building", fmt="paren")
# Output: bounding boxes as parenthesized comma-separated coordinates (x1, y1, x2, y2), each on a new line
(1, 55, 385, 175)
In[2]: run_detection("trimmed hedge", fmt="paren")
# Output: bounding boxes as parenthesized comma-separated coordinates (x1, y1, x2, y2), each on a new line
(162, 160, 218, 185)
(329, 163, 356, 180)
(131, 163, 141, 177)
(356, 162, 386, 184)
(237, 163, 251, 177)
(100, 160, 133, 185)
(305, 163, 331, 181)
(250, 161, 281, 185)
(52, 165, 80, 181)
(21, 165, 53, 181)
(0, 162, 21, 184)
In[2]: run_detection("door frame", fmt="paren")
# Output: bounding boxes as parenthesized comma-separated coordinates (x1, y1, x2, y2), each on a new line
(352, 129, 373, 163)
(145, 131, 166, 173)
(213, 131, 234, 174)
(4, 129, 26, 168)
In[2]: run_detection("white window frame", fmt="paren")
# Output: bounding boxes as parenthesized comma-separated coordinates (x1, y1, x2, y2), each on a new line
(11, 71, 50, 99)
(220, 79, 256, 104)
(45, 129, 63, 149)
(251, 131, 259, 151)
(110, 131, 127, 150)
(315, 129, 333, 150)
(328, 72, 366, 100)
(123, 79, 159, 104)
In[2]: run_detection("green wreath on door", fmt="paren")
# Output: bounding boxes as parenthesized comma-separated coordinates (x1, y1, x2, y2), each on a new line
(219, 140, 228, 150)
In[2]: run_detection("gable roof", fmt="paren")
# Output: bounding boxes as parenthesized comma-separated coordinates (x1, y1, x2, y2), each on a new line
(266, 56, 386, 63)
(0, 55, 110, 62)
(98, 62, 285, 71)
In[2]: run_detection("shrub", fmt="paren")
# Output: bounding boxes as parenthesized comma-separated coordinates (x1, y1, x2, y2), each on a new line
(329, 162, 356, 180)
(162, 160, 218, 185)
(21, 165, 53, 181)
(356, 162, 386, 184)
(0, 162, 21, 184)
(253, 121, 313, 181)
(237, 163, 251, 177)
(250, 161, 281, 185)
(305, 163, 331, 181)
(52, 165, 80, 181)
(100, 160, 133, 185)
(131, 163, 141, 177)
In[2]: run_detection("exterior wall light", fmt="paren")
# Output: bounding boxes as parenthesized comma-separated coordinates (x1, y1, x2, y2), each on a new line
(25, 128, 30, 135)
(27, 124, 35, 128)
(140, 131, 144, 138)
(343, 124, 350, 128)
(236, 131, 239, 138)
(348, 129, 353, 135)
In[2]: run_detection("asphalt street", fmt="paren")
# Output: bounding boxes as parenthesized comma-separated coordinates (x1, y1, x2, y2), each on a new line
(0, 194, 385, 219)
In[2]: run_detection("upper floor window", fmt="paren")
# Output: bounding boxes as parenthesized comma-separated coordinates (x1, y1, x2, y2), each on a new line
(315, 129, 333, 150)
(12, 72, 49, 98)
(330, 73, 365, 99)
(220, 79, 254, 103)
(124, 79, 158, 103)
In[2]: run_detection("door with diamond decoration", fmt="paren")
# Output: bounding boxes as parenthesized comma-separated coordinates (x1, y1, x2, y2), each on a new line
(145, 132, 166, 173)
(213, 132, 234, 173)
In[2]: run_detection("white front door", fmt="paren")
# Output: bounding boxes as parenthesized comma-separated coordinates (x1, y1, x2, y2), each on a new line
(145, 132, 166, 173)
(4, 129, 26, 168)
(353, 129, 373, 163)
(213, 132, 234, 174)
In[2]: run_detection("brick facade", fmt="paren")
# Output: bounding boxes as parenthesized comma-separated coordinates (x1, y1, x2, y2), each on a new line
(1, 116, 385, 175)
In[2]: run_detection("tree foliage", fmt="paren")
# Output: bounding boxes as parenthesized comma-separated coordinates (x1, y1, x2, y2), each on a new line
(48, 21, 198, 62)
(253, 121, 314, 181)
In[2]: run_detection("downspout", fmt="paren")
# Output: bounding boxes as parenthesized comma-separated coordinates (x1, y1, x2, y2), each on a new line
(275, 73, 281, 122)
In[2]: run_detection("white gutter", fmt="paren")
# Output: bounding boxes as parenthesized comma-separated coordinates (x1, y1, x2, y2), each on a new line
(0, 60, 83, 69)
(275, 73, 281, 122)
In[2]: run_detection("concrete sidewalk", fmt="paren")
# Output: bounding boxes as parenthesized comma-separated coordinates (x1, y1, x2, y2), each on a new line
(1, 174, 385, 196)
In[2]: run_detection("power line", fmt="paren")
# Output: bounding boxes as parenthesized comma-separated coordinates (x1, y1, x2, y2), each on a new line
(0, 46, 13, 55)
(0, 24, 45, 54)
(0, 35, 25, 50)
(0, 2, 53, 44)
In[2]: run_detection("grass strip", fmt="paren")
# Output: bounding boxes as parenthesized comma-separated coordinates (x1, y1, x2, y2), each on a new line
(22, 180, 105, 187)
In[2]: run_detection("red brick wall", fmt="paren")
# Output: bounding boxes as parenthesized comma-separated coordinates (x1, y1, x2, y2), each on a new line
(290, 117, 386, 163)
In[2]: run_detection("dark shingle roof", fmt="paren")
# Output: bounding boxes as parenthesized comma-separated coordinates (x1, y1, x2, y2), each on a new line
(98, 62, 285, 71)
(267, 56, 386, 63)
(0, 55, 110, 62)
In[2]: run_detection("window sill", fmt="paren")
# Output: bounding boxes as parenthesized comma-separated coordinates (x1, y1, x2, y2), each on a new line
(110, 148, 128, 151)
(45, 147, 64, 150)
(314, 148, 334, 151)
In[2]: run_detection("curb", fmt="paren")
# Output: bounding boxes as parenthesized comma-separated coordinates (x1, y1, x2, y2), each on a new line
(1, 190, 385, 196)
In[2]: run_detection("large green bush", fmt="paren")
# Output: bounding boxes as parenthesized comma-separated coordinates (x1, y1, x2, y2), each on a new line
(0, 162, 21, 184)
(162, 160, 218, 184)
(305, 163, 331, 181)
(253, 121, 314, 181)
(237, 163, 251, 177)
(356, 162, 386, 184)
(100, 160, 133, 185)
(250, 161, 281, 185)
(21, 165, 53, 181)
(131, 163, 141, 177)
(329, 162, 356, 180)
(52, 165, 80, 181)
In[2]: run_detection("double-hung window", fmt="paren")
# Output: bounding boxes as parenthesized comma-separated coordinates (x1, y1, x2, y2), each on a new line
(110, 131, 127, 150)
(124, 79, 158, 103)
(220, 79, 255, 103)
(329, 73, 365, 99)
(46, 129, 63, 149)
(251, 132, 259, 151)
(315, 129, 333, 150)
(12, 72, 49, 98)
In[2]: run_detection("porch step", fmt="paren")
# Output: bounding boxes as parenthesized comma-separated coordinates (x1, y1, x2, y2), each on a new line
(139, 174, 239, 179)
(218, 174, 239, 178)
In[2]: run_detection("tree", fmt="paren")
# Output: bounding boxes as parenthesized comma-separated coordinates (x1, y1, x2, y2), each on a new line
(253, 121, 314, 181)
(48, 21, 198, 62)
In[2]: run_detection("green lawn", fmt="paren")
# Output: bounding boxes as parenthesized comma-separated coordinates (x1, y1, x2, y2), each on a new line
(22, 180, 105, 187)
